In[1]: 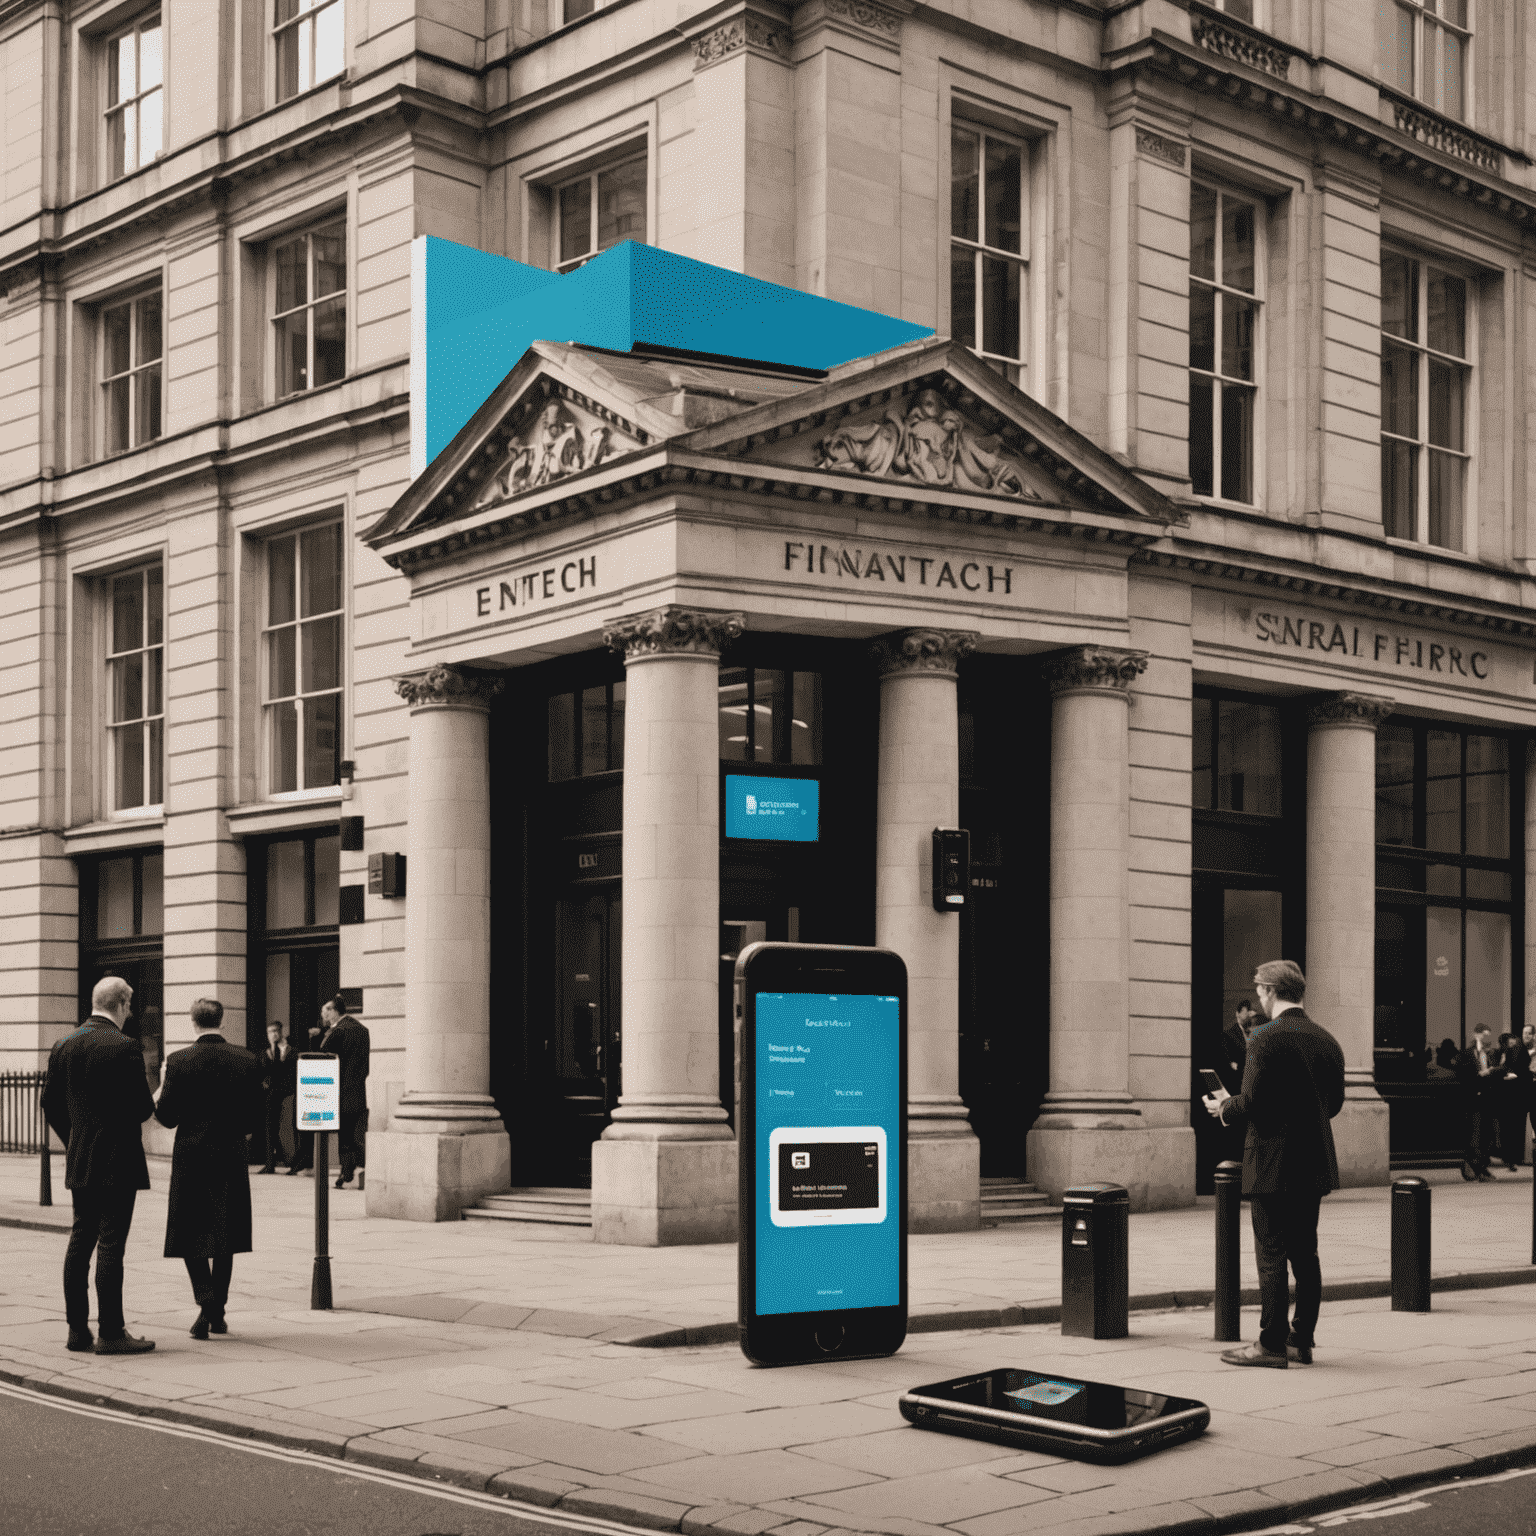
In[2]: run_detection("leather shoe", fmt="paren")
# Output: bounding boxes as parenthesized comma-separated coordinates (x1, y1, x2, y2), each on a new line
(66, 1328, 93, 1353)
(334, 1175, 350, 1189)
(190, 1311, 210, 1341)
(208, 1316, 228, 1335)
(257, 1166, 275, 1175)
(287, 1165, 307, 1175)
(1286, 1336, 1313, 1365)
(1477, 1170, 1496, 1182)
(1221, 1341, 1287, 1368)
(95, 1333, 155, 1355)
(1461, 1161, 1477, 1181)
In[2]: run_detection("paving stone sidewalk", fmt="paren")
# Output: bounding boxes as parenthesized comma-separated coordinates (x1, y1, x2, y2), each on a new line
(6, 1153, 1536, 1536)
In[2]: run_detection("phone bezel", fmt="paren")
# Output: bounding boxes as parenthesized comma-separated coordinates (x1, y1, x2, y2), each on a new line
(736, 941, 908, 1366)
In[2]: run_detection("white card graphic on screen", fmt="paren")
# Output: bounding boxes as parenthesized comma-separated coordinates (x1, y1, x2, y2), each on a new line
(768, 1125, 888, 1227)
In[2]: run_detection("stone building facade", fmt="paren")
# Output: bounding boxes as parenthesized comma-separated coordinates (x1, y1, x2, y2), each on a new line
(5, 0, 1536, 1238)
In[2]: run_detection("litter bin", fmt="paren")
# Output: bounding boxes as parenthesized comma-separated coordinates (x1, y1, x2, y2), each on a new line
(1061, 1183, 1129, 1339)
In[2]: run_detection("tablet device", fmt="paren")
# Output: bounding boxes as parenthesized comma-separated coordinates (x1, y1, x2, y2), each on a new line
(899, 1369, 1209, 1464)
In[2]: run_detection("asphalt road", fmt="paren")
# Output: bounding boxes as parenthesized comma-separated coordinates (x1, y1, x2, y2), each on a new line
(0, 1385, 648, 1536)
(1254, 1464, 1536, 1535)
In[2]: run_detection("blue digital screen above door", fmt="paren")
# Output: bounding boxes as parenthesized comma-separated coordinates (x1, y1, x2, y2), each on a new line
(725, 775, 819, 842)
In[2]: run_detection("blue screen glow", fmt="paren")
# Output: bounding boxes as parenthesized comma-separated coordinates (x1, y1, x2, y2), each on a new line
(755, 992, 901, 1316)
(725, 776, 819, 842)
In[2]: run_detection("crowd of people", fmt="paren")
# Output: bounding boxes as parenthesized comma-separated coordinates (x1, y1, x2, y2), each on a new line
(1448, 1021, 1535, 1181)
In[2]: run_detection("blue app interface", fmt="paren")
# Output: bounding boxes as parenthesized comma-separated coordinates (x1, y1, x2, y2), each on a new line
(725, 775, 819, 842)
(755, 991, 901, 1316)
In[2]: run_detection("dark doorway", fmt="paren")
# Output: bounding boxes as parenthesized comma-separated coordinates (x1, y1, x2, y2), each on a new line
(78, 849, 166, 1092)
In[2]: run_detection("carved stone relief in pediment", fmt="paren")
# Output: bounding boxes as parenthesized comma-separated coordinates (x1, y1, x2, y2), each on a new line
(473, 394, 639, 511)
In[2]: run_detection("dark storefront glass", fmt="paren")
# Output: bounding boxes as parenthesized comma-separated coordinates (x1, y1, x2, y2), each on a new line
(248, 831, 340, 1057)
(548, 682, 625, 780)
(78, 850, 165, 1089)
(718, 667, 822, 764)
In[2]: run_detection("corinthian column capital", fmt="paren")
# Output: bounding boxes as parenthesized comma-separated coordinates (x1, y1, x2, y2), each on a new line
(604, 606, 745, 662)
(1308, 691, 1395, 731)
(1041, 645, 1149, 698)
(872, 628, 979, 679)
(395, 664, 504, 711)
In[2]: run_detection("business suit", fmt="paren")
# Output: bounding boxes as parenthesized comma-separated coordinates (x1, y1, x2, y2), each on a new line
(40, 1015, 155, 1341)
(1455, 1038, 1498, 1178)
(259, 1040, 296, 1172)
(320, 1013, 370, 1183)
(154, 1034, 264, 1326)
(1218, 1006, 1346, 1355)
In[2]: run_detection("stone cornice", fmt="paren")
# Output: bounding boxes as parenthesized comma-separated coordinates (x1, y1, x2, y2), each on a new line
(604, 606, 745, 661)
(688, 9, 788, 69)
(1041, 645, 1150, 697)
(395, 663, 505, 710)
(1308, 691, 1396, 730)
(871, 628, 978, 678)
(1189, 6, 1294, 81)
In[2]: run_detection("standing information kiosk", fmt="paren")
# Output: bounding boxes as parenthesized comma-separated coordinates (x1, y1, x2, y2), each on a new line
(297, 1053, 339, 1309)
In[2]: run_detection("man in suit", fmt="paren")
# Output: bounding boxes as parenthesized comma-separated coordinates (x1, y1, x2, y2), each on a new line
(319, 996, 370, 1189)
(257, 1020, 295, 1174)
(41, 975, 157, 1355)
(153, 998, 264, 1339)
(1203, 959, 1346, 1368)
(1456, 1024, 1499, 1181)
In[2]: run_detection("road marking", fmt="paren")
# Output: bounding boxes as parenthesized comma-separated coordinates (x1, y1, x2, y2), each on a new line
(0, 1380, 666, 1535)
(1250, 1463, 1536, 1532)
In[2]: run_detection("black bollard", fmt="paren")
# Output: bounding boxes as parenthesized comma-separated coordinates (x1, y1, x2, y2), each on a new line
(1213, 1160, 1242, 1341)
(37, 1093, 51, 1208)
(1391, 1176, 1431, 1313)
(311, 1130, 333, 1310)
(1061, 1184, 1129, 1339)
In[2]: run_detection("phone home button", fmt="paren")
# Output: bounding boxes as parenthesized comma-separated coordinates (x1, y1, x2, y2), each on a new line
(814, 1324, 845, 1354)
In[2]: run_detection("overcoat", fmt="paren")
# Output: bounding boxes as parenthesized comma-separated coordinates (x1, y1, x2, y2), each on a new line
(1222, 1007, 1345, 1196)
(41, 1016, 154, 1190)
(153, 1035, 263, 1258)
(320, 1015, 370, 1115)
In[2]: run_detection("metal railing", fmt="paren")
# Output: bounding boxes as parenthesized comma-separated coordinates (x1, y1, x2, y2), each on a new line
(0, 1070, 46, 1154)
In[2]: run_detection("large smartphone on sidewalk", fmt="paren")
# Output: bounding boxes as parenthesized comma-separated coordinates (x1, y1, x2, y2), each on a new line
(899, 1369, 1210, 1464)
(736, 942, 907, 1366)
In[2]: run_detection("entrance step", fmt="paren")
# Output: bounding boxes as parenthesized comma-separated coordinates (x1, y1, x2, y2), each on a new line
(980, 1177, 1058, 1226)
(462, 1187, 593, 1228)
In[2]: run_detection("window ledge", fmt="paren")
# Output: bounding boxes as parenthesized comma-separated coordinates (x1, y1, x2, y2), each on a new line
(63, 817, 165, 854)
(227, 794, 343, 838)
(1384, 535, 1485, 567)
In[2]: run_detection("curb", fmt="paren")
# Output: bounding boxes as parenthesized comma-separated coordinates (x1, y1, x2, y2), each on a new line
(9, 1356, 1536, 1536)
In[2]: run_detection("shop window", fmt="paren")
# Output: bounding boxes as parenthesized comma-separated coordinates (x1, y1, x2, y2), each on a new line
(105, 13, 162, 181)
(275, 0, 345, 101)
(950, 123, 1029, 388)
(107, 564, 165, 813)
(251, 831, 340, 1053)
(79, 850, 165, 1089)
(1376, 722, 1508, 858)
(548, 682, 625, 780)
(556, 156, 645, 272)
(1191, 696, 1281, 815)
(265, 833, 340, 929)
(1189, 182, 1262, 505)
(1379, 0, 1469, 122)
(1380, 250, 1472, 549)
(264, 521, 343, 794)
(718, 669, 822, 765)
(272, 219, 346, 397)
(101, 288, 163, 456)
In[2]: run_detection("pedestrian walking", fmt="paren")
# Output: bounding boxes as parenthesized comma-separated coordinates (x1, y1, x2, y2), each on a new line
(1202, 959, 1345, 1369)
(1456, 1024, 1499, 1181)
(40, 975, 157, 1356)
(1497, 1030, 1530, 1169)
(153, 998, 264, 1340)
(319, 996, 370, 1189)
(257, 1020, 295, 1174)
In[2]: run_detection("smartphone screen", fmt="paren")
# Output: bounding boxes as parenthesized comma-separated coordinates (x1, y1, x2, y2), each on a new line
(1199, 1069, 1225, 1094)
(754, 990, 901, 1315)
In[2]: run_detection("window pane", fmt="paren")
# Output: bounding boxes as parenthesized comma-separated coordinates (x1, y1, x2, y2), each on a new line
(298, 15, 316, 92)
(1221, 196, 1255, 292)
(984, 138, 1022, 254)
(951, 127, 979, 241)
(104, 304, 132, 378)
(139, 23, 162, 88)
(1190, 183, 1216, 282)
(314, 0, 345, 82)
(1380, 341, 1418, 437)
(276, 25, 300, 100)
(1465, 734, 1509, 859)
(1425, 730, 1461, 852)
(303, 691, 340, 789)
(269, 626, 296, 700)
(1192, 697, 1213, 809)
(596, 159, 646, 250)
(313, 226, 346, 298)
(1189, 284, 1215, 373)
(1221, 294, 1255, 381)
(1189, 374, 1214, 496)
(581, 686, 608, 776)
(754, 669, 785, 763)
(1426, 862, 1460, 897)
(1381, 439, 1417, 538)
(146, 646, 162, 716)
(718, 668, 749, 759)
(107, 108, 128, 181)
(1379, 0, 1415, 93)
(268, 536, 297, 626)
(133, 295, 163, 365)
(1466, 909, 1511, 1038)
(1428, 450, 1464, 550)
(135, 363, 162, 446)
(1380, 252, 1418, 339)
(140, 853, 164, 935)
(1439, 24, 1465, 120)
(112, 572, 144, 656)
(950, 246, 976, 349)
(559, 178, 592, 265)
(148, 717, 163, 805)
(1376, 723, 1415, 845)
(548, 692, 575, 780)
(301, 615, 340, 693)
(1223, 0, 1253, 19)
(113, 723, 145, 809)
(300, 523, 342, 616)
(791, 671, 821, 765)
(275, 238, 307, 314)
(99, 858, 136, 938)
(1424, 905, 1461, 1048)
(1426, 268, 1466, 357)
(1220, 382, 1254, 504)
(564, 0, 595, 19)
(266, 839, 307, 928)
(275, 309, 309, 395)
(1467, 868, 1510, 901)
(139, 87, 162, 163)
(146, 565, 162, 645)
(104, 376, 130, 455)
(1441, 0, 1468, 25)
(109, 35, 131, 106)
(313, 835, 340, 924)
(269, 699, 298, 793)
(609, 680, 625, 771)
(312, 295, 345, 388)
(1217, 700, 1281, 814)
(980, 254, 1020, 360)
(1427, 359, 1464, 450)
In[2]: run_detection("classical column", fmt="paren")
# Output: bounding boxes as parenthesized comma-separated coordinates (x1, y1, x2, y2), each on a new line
(591, 606, 744, 1245)
(1307, 690, 1394, 1186)
(366, 663, 510, 1222)
(874, 628, 980, 1233)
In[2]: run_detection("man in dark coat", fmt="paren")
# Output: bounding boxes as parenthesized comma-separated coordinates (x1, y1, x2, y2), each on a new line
(41, 975, 157, 1356)
(1455, 1024, 1499, 1181)
(153, 997, 264, 1339)
(257, 1020, 296, 1174)
(319, 996, 370, 1189)
(1203, 959, 1345, 1368)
